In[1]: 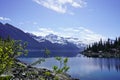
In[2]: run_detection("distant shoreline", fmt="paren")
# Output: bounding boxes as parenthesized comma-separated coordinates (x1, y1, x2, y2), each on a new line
(81, 52, 120, 58)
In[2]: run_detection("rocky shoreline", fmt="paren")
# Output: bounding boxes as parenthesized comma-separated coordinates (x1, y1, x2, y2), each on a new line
(4, 59, 79, 80)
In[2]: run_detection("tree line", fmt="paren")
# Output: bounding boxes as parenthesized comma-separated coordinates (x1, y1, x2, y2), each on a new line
(83, 37, 120, 58)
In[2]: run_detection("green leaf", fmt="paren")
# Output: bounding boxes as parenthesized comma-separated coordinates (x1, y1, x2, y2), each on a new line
(55, 57, 61, 61)
(44, 71, 51, 76)
(64, 66, 70, 72)
(30, 58, 45, 66)
(53, 66, 58, 71)
(64, 58, 68, 64)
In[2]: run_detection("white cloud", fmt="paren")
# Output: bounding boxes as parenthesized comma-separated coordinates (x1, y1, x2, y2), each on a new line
(29, 26, 106, 44)
(18, 21, 38, 26)
(31, 27, 59, 36)
(68, 27, 106, 44)
(33, 0, 86, 14)
(72, 2, 81, 7)
(0, 17, 11, 21)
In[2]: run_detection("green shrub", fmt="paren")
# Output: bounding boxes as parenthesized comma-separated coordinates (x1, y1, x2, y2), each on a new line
(0, 38, 28, 75)
(53, 57, 70, 76)
(0, 76, 12, 80)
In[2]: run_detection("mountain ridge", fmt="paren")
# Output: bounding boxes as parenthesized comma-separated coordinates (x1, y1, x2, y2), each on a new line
(27, 33, 86, 49)
(0, 22, 84, 57)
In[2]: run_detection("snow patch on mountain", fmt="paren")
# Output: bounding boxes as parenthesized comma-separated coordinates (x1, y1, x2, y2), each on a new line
(27, 33, 86, 48)
(45, 34, 67, 45)
(65, 37, 86, 48)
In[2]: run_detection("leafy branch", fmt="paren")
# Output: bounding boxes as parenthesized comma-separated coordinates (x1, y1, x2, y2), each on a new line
(53, 57, 70, 77)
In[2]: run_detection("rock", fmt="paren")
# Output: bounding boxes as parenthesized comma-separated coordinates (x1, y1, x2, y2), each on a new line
(8, 59, 79, 80)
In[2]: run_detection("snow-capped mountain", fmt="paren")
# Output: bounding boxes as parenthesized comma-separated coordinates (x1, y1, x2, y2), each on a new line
(45, 34, 86, 48)
(27, 33, 45, 43)
(0, 22, 83, 57)
(27, 33, 86, 48)
(65, 37, 86, 48)
(45, 34, 67, 45)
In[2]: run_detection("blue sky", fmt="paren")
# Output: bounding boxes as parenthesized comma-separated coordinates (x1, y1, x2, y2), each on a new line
(0, 0, 120, 43)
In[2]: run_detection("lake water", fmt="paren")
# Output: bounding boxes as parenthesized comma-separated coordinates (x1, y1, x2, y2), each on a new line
(19, 53, 120, 80)
(20, 50, 80, 57)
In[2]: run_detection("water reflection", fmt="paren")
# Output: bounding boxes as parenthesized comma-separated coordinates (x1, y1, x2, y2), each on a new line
(19, 55, 120, 80)
(92, 58, 120, 72)
(19, 57, 120, 72)
(20, 50, 80, 57)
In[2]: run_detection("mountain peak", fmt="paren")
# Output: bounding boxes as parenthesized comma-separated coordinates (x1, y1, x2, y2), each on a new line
(0, 22, 3, 26)
(28, 32, 86, 48)
(5, 23, 11, 26)
(45, 34, 67, 44)
(45, 34, 58, 38)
